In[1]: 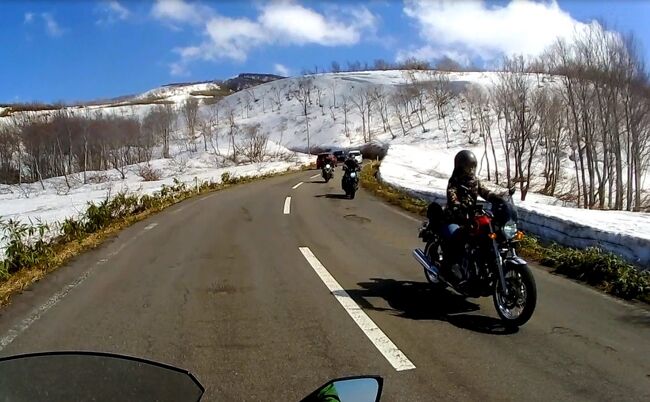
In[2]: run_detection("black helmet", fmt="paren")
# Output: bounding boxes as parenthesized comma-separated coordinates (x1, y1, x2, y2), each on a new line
(454, 150, 477, 177)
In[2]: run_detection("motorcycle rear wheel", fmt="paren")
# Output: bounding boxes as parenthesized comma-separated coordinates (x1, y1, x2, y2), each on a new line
(493, 264, 537, 327)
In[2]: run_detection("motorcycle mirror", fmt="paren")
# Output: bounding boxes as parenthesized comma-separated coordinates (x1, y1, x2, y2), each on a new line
(301, 376, 383, 402)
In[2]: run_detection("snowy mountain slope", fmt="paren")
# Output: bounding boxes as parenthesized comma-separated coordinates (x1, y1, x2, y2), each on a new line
(135, 82, 224, 101)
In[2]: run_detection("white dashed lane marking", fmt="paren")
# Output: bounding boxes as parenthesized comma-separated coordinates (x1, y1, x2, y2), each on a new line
(284, 197, 291, 214)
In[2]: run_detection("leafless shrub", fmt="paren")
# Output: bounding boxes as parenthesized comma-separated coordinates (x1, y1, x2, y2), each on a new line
(87, 171, 110, 184)
(137, 164, 162, 182)
(237, 124, 268, 163)
(169, 153, 190, 174)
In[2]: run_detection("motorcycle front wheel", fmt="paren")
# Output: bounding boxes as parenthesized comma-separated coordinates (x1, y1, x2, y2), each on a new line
(493, 264, 537, 327)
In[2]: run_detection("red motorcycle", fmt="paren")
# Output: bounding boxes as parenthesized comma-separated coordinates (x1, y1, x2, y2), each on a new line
(413, 194, 537, 327)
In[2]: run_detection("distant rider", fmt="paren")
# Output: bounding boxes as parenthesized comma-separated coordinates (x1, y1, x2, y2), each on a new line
(342, 155, 360, 174)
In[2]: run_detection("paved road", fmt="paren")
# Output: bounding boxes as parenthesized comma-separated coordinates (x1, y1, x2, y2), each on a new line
(0, 169, 648, 401)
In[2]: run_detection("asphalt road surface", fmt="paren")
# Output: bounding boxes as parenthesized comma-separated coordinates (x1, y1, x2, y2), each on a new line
(0, 169, 648, 401)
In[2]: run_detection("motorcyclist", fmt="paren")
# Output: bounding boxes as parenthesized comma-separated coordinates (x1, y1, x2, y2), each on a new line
(342, 155, 360, 173)
(444, 150, 500, 282)
(327, 153, 338, 167)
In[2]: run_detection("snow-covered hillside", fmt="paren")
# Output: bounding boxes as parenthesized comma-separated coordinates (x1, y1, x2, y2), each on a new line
(2, 69, 648, 265)
(135, 82, 223, 102)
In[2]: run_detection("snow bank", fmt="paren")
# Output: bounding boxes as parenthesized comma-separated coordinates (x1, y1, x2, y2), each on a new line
(380, 144, 650, 267)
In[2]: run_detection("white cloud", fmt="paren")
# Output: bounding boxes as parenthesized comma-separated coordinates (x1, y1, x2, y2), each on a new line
(97, 1, 131, 25)
(108, 1, 130, 19)
(152, 0, 210, 25)
(157, 0, 379, 75)
(24, 12, 34, 23)
(41, 13, 63, 37)
(401, 0, 598, 63)
(170, 62, 189, 77)
(203, 15, 267, 61)
(274, 63, 290, 76)
(259, 2, 360, 46)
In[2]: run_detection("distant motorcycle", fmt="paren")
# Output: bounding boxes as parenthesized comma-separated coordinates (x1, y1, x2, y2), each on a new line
(412, 192, 537, 327)
(342, 168, 359, 199)
(322, 163, 334, 183)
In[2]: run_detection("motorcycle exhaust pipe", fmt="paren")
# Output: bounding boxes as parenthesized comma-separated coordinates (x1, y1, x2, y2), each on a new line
(413, 248, 440, 284)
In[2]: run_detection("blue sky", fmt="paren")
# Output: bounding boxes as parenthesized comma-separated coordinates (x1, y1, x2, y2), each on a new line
(2, 0, 649, 103)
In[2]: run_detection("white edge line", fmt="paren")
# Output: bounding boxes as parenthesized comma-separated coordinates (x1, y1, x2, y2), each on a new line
(0, 271, 91, 351)
(379, 202, 421, 223)
(299, 247, 416, 372)
(0, 233, 140, 352)
(283, 196, 291, 214)
(310, 174, 321, 179)
(292, 182, 304, 190)
(144, 223, 158, 231)
(171, 204, 188, 214)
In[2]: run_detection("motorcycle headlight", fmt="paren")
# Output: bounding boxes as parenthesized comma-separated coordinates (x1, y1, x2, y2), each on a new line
(350, 172, 357, 178)
(325, 164, 331, 169)
(502, 221, 518, 240)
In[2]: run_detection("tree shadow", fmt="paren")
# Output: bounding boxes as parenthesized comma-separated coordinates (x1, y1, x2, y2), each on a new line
(308, 180, 330, 184)
(314, 194, 349, 200)
(346, 278, 518, 335)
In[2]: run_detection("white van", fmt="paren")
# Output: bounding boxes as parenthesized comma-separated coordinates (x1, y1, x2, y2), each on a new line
(348, 150, 363, 164)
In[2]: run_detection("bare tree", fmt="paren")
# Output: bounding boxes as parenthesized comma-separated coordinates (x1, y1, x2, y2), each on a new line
(389, 92, 407, 136)
(272, 85, 284, 111)
(182, 98, 200, 152)
(329, 80, 339, 108)
(0, 120, 21, 184)
(404, 72, 429, 133)
(493, 55, 541, 200)
(341, 95, 351, 138)
(226, 108, 238, 163)
(294, 77, 315, 154)
(425, 70, 454, 141)
(350, 89, 369, 142)
(372, 87, 394, 138)
(143, 105, 174, 159)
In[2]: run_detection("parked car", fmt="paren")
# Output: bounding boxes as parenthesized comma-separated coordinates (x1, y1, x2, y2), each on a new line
(316, 153, 337, 169)
(348, 150, 363, 164)
(333, 150, 347, 162)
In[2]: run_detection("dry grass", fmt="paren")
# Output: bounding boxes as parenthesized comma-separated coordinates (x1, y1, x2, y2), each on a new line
(0, 209, 153, 307)
(360, 161, 428, 216)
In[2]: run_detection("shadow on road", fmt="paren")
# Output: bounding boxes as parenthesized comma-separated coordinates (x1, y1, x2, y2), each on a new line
(347, 278, 518, 335)
(315, 194, 349, 200)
